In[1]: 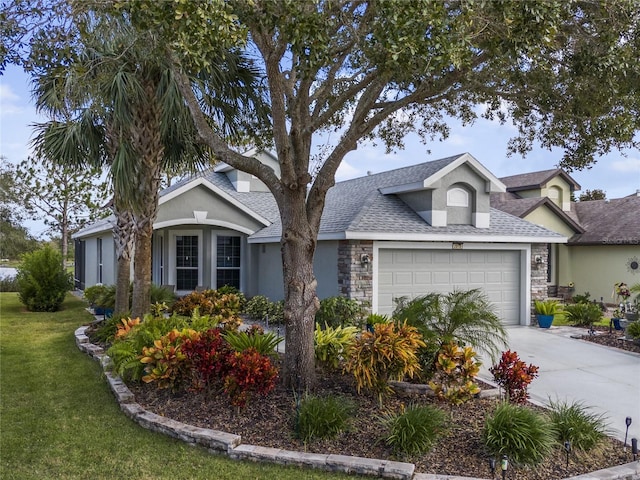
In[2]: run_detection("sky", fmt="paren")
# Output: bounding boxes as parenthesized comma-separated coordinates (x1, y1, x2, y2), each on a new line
(2, 63, 640, 238)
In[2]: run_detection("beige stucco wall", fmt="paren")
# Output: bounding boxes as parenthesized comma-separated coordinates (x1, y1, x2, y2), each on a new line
(565, 245, 640, 304)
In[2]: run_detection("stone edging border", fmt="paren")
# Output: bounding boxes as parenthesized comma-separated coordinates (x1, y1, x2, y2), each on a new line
(74, 325, 640, 480)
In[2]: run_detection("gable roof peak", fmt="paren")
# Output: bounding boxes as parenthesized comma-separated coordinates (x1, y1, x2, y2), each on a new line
(500, 168, 580, 192)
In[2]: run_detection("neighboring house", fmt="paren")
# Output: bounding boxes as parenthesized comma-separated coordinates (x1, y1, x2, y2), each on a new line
(492, 169, 640, 304)
(73, 151, 567, 325)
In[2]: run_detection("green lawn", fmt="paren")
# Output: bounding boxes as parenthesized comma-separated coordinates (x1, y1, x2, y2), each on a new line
(0, 293, 354, 480)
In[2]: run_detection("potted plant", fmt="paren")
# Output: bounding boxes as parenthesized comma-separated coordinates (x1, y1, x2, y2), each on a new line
(610, 308, 623, 331)
(534, 300, 563, 328)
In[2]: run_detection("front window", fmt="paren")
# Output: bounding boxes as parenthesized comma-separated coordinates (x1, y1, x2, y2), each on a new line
(216, 236, 240, 289)
(176, 235, 198, 291)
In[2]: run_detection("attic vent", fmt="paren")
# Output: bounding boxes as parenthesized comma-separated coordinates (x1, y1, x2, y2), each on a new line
(447, 187, 469, 207)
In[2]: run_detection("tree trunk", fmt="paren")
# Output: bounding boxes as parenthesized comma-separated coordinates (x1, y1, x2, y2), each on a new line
(113, 205, 134, 315)
(280, 193, 320, 392)
(129, 79, 163, 318)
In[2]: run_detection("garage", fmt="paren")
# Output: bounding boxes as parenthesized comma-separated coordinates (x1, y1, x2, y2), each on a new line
(377, 248, 521, 324)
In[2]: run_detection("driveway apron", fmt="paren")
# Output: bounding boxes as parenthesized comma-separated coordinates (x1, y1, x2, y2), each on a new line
(479, 326, 640, 443)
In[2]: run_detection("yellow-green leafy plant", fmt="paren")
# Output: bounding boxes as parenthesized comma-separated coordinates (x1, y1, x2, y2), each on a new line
(314, 323, 358, 370)
(429, 341, 481, 405)
(344, 321, 425, 404)
(140, 329, 200, 390)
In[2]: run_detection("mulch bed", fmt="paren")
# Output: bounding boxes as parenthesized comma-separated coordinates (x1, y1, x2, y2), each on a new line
(87, 321, 639, 479)
(577, 325, 640, 354)
(126, 361, 633, 480)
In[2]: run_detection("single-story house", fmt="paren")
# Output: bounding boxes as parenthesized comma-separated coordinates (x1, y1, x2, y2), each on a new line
(492, 169, 640, 304)
(73, 151, 568, 325)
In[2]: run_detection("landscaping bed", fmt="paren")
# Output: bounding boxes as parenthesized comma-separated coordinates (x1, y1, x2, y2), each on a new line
(127, 361, 631, 480)
(578, 325, 640, 355)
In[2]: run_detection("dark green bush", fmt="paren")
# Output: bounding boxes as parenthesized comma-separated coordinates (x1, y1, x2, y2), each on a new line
(243, 295, 284, 323)
(547, 399, 609, 451)
(315, 296, 363, 328)
(564, 302, 602, 326)
(626, 321, 640, 340)
(16, 246, 72, 312)
(381, 404, 446, 455)
(572, 292, 591, 304)
(296, 394, 353, 442)
(483, 402, 556, 466)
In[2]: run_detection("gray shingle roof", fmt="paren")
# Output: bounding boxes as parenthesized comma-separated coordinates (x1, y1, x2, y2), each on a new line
(570, 195, 640, 244)
(251, 155, 564, 242)
(501, 169, 581, 192)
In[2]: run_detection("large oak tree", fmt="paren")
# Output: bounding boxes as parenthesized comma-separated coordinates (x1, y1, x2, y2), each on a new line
(124, 0, 640, 390)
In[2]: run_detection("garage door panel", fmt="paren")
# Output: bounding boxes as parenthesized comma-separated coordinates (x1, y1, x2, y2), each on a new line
(378, 249, 520, 325)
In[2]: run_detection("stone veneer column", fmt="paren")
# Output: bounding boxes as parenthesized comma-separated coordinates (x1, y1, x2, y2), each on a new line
(337, 240, 373, 314)
(530, 243, 549, 322)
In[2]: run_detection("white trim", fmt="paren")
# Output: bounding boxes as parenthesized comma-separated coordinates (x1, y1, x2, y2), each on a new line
(159, 177, 271, 226)
(379, 153, 507, 195)
(248, 231, 568, 244)
(168, 230, 203, 294)
(154, 218, 255, 235)
(371, 241, 531, 326)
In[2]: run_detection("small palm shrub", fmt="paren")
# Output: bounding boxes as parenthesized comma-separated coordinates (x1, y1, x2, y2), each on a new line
(16, 245, 72, 311)
(428, 341, 481, 405)
(314, 323, 358, 370)
(547, 399, 609, 451)
(296, 394, 354, 442)
(483, 402, 556, 467)
(381, 404, 446, 456)
(344, 321, 425, 404)
(393, 289, 507, 367)
(564, 302, 602, 327)
(224, 329, 282, 356)
(315, 296, 363, 328)
(534, 299, 563, 316)
(243, 295, 284, 323)
(150, 283, 177, 306)
(489, 350, 539, 404)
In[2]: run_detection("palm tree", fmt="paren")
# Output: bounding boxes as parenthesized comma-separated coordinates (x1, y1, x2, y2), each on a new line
(32, 13, 266, 317)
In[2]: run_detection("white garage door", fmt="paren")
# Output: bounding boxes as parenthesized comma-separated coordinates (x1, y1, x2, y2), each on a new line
(377, 249, 521, 325)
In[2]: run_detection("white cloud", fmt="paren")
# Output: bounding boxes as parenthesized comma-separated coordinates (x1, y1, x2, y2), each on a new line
(611, 157, 640, 173)
(0, 84, 24, 115)
(335, 159, 363, 181)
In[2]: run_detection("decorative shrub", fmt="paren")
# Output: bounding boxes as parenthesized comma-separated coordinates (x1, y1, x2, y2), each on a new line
(572, 292, 591, 304)
(140, 329, 200, 390)
(243, 295, 284, 324)
(181, 328, 234, 391)
(490, 350, 539, 404)
(393, 289, 507, 370)
(223, 348, 278, 408)
(547, 399, 609, 451)
(534, 299, 563, 316)
(150, 283, 177, 306)
(315, 296, 363, 328)
(564, 302, 602, 327)
(171, 289, 242, 330)
(625, 321, 640, 340)
(381, 404, 446, 455)
(224, 329, 282, 356)
(92, 313, 128, 344)
(16, 245, 72, 312)
(216, 285, 246, 308)
(83, 284, 109, 305)
(114, 317, 142, 339)
(314, 323, 358, 370)
(296, 394, 353, 442)
(344, 321, 425, 404)
(428, 341, 481, 405)
(483, 402, 556, 467)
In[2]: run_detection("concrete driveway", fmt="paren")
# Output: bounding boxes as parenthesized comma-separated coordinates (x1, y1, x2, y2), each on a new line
(479, 326, 640, 443)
